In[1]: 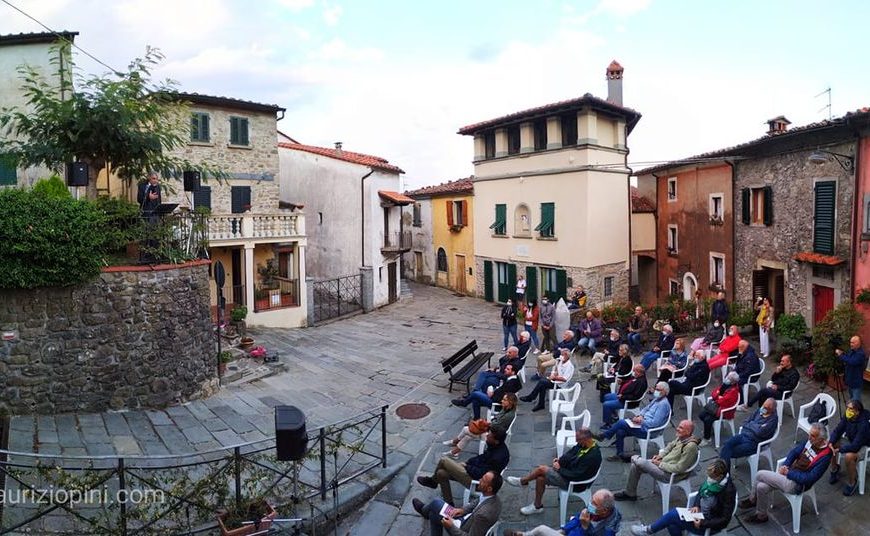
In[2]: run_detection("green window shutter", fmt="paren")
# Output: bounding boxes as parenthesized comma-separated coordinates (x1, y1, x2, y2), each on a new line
(201, 114, 210, 141)
(507, 264, 517, 297)
(555, 269, 567, 302)
(763, 186, 773, 226)
(483, 260, 493, 302)
(534, 202, 555, 236)
(489, 204, 507, 234)
(190, 114, 199, 141)
(241, 118, 249, 145)
(0, 154, 16, 185)
(813, 181, 836, 255)
(230, 117, 239, 144)
(741, 188, 751, 225)
(525, 266, 538, 303)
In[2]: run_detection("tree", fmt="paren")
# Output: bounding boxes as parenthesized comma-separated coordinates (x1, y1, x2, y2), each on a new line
(0, 44, 224, 198)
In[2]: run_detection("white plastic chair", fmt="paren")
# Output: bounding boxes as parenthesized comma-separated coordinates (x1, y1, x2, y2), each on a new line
(775, 379, 800, 422)
(720, 354, 738, 382)
(740, 423, 779, 486)
(794, 393, 836, 440)
(653, 350, 671, 373)
(840, 445, 870, 495)
(656, 449, 701, 514)
(484, 522, 499, 536)
(628, 407, 672, 459)
(556, 410, 592, 457)
(657, 351, 688, 379)
(742, 360, 765, 403)
(774, 457, 818, 534)
(479, 405, 516, 455)
(712, 396, 739, 449)
(609, 368, 633, 394)
(550, 383, 582, 435)
(686, 490, 737, 535)
(617, 393, 645, 420)
(681, 372, 712, 421)
(558, 466, 601, 526)
(464, 467, 506, 504)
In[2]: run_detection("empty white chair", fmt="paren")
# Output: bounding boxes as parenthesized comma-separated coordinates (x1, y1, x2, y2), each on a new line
(551, 383, 582, 435)
(556, 409, 592, 457)
(656, 449, 701, 514)
(742, 360, 765, 404)
(794, 393, 836, 440)
(775, 379, 801, 422)
(629, 407, 672, 459)
(774, 457, 819, 534)
(681, 373, 712, 421)
(558, 466, 601, 526)
(741, 423, 779, 486)
(686, 490, 738, 535)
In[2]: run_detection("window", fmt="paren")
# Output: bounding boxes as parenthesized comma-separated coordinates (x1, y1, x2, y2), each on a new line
(560, 113, 577, 147)
(709, 193, 724, 221)
(507, 126, 520, 155)
(436, 248, 448, 272)
(533, 119, 547, 150)
(278, 249, 295, 279)
(0, 153, 16, 186)
(535, 202, 555, 237)
(496, 261, 509, 284)
(813, 180, 836, 255)
(742, 186, 773, 226)
(453, 201, 464, 226)
(513, 204, 530, 236)
(318, 212, 323, 225)
(190, 112, 210, 142)
(490, 204, 507, 235)
(412, 203, 422, 227)
(484, 132, 496, 159)
(231, 186, 251, 213)
(229, 116, 249, 146)
(710, 253, 725, 287)
(667, 177, 677, 201)
(667, 225, 678, 254)
(541, 268, 558, 297)
(604, 276, 614, 298)
(669, 279, 680, 296)
(863, 194, 870, 235)
(193, 185, 211, 210)
(447, 199, 468, 227)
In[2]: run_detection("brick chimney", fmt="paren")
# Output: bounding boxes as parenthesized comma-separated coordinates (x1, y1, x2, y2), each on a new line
(606, 60, 624, 106)
(334, 141, 343, 152)
(766, 116, 791, 135)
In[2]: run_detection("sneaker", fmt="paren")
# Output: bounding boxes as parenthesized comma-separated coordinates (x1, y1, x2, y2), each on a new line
(844, 483, 858, 496)
(737, 497, 756, 509)
(829, 469, 841, 485)
(630, 524, 650, 536)
(443, 451, 459, 459)
(533, 349, 540, 355)
(412, 498, 426, 518)
(614, 491, 637, 501)
(416, 475, 437, 489)
(442, 439, 455, 446)
(531, 404, 545, 412)
(506, 476, 523, 487)
(451, 398, 468, 408)
(736, 405, 750, 412)
(520, 503, 544, 515)
(699, 438, 711, 448)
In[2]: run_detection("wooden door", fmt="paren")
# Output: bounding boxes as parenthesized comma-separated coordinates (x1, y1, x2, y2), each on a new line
(813, 285, 834, 325)
(455, 255, 467, 293)
(415, 252, 423, 280)
(388, 261, 398, 303)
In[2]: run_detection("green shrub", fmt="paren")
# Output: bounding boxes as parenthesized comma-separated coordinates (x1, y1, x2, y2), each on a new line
(0, 188, 105, 288)
(90, 196, 141, 254)
(230, 306, 248, 323)
(811, 302, 865, 375)
(774, 313, 808, 341)
(31, 175, 71, 198)
(729, 300, 756, 327)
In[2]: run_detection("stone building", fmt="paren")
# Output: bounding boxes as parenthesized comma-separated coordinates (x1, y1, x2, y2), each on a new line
(459, 60, 641, 306)
(629, 186, 656, 304)
(403, 194, 434, 284)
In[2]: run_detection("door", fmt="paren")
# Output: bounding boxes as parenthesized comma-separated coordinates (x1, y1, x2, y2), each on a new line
(388, 261, 398, 303)
(415, 252, 423, 280)
(813, 285, 834, 325)
(455, 255, 467, 293)
(231, 249, 243, 306)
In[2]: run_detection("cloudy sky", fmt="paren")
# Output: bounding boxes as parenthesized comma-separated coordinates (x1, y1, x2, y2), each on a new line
(1, 0, 868, 189)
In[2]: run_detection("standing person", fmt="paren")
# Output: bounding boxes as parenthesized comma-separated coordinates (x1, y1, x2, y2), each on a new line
(627, 306, 648, 354)
(711, 291, 729, 325)
(501, 299, 519, 351)
(837, 335, 867, 403)
(522, 299, 541, 354)
(137, 171, 162, 220)
(539, 296, 556, 355)
(515, 275, 527, 305)
(754, 297, 773, 358)
(828, 399, 870, 496)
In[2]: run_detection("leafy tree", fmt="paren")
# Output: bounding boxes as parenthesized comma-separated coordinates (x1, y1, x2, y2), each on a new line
(0, 44, 223, 198)
(31, 175, 71, 199)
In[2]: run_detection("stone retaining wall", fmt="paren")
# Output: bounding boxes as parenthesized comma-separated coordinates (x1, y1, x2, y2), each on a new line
(0, 261, 218, 415)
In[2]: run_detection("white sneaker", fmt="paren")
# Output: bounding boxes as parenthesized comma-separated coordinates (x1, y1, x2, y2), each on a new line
(736, 405, 749, 412)
(442, 439, 455, 446)
(506, 476, 522, 487)
(699, 438, 711, 447)
(533, 349, 540, 354)
(520, 503, 543, 515)
(442, 451, 459, 459)
(630, 524, 650, 536)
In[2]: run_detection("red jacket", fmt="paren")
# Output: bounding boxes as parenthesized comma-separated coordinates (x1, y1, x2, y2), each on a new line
(711, 383, 740, 419)
(523, 305, 539, 331)
(715, 334, 740, 360)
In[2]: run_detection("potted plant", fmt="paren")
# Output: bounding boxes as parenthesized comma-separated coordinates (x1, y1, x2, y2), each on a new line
(810, 302, 864, 388)
(856, 287, 870, 306)
(774, 313, 810, 365)
(257, 259, 280, 289)
(239, 336, 255, 350)
(230, 306, 248, 336)
(217, 498, 277, 536)
(219, 351, 234, 375)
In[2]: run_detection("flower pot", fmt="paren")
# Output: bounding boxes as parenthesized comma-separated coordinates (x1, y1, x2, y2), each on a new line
(217, 501, 277, 536)
(239, 337, 254, 350)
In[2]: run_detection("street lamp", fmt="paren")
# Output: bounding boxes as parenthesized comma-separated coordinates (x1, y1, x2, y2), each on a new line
(808, 149, 854, 172)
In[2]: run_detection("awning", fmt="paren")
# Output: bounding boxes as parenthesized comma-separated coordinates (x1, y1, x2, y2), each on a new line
(793, 252, 845, 266)
(378, 190, 414, 205)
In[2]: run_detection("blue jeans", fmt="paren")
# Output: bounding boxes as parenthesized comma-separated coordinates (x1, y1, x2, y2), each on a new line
(421, 498, 449, 535)
(640, 351, 659, 370)
(628, 332, 643, 353)
(467, 390, 493, 419)
(502, 325, 518, 349)
(719, 434, 757, 467)
(602, 393, 622, 425)
(849, 386, 862, 404)
(650, 508, 698, 536)
(474, 371, 501, 392)
(577, 337, 597, 353)
(602, 419, 647, 456)
(525, 326, 540, 348)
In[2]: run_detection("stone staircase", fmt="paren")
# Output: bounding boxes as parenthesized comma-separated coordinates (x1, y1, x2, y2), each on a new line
(400, 278, 413, 299)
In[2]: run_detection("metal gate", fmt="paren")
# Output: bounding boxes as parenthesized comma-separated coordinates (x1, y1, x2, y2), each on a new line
(313, 274, 362, 323)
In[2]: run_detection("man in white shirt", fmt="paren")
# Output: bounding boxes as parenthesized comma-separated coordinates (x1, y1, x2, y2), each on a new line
(520, 348, 574, 411)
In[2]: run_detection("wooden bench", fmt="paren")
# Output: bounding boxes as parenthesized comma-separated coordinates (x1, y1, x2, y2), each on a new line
(441, 340, 494, 394)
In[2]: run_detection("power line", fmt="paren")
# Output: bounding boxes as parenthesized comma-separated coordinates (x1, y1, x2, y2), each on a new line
(1, 0, 120, 74)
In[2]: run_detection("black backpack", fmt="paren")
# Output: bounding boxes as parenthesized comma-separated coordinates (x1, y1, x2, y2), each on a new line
(807, 399, 827, 424)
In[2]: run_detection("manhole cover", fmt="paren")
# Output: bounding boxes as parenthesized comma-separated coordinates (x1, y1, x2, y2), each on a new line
(396, 403, 430, 420)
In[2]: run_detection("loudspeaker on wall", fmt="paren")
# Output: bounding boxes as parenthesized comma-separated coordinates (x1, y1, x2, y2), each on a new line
(66, 162, 88, 187)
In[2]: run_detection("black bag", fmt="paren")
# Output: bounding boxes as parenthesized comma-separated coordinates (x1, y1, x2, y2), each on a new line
(703, 400, 720, 415)
(807, 399, 827, 424)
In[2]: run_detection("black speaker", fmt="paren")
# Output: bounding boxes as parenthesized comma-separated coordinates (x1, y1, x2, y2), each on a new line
(275, 405, 308, 461)
(66, 162, 88, 187)
(183, 170, 201, 192)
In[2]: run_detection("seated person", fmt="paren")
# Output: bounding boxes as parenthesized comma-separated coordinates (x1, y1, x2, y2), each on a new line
(412, 470, 502, 536)
(732, 340, 760, 401)
(698, 372, 741, 446)
(520, 349, 574, 412)
(666, 350, 710, 406)
(739, 423, 832, 524)
(517, 331, 532, 360)
(627, 306, 649, 354)
(720, 397, 778, 468)
(444, 393, 517, 459)
(452, 364, 522, 419)
(630, 459, 735, 536)
(601, 363, 647, 426)
(474, 346, 520, 392)
(575, 310, 603, 355)
(828, 399, 870, 496)
(615, 420, 700, 501)
(417, 430, 509, 507)
(707, 325, 740, 369)
(690, 320, 724, 352)
(596, 382, 671, 463)
(639, 325, 675, 370)
(596, 345, 634, 402)
(536, 330, 575, 377)
(504, 488, 622, 536)
(655, 337, 688, 382)
(505, 428, 601, 516)
(567, 286, 588, 310)
(740, 354, 799, 409)
(586, 329, 622, 374)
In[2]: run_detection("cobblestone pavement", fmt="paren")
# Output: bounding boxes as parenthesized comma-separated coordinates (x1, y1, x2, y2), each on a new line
(8, 283, 869, 535)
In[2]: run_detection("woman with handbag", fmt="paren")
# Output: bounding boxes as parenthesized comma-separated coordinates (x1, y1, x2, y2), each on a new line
(755, 297, 773, 358)
(443, 393, 517, 458)
(698, 371, 741, 447)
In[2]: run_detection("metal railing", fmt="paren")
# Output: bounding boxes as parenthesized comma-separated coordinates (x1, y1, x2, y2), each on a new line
(312, 274, 362, 323)
(138, 211, 209, 264)
(381, 231, 411, 252)
(254, 278, 299, 313)
(0, 406, 388, 535)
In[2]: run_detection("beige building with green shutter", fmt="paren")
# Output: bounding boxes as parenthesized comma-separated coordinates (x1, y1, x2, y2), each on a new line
(459, 61, 641, 306)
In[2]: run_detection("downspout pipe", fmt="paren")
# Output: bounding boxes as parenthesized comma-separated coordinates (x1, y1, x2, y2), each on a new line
(360, 168, 375, 267)
(724, 159, 737, 299)
(849, 132, 861, 300)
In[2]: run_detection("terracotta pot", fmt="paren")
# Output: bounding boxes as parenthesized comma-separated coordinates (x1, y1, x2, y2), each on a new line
(219, 362, 227, 375)
(217, 502, 277, 536)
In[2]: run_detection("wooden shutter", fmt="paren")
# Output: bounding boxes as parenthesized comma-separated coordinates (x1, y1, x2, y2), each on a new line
(483, 260, 493, 301)
(813, 181, 836, 254)
(240, 118, 249, 145)
(193, 185, 211, 210)
(460, 199, 468, 226)
(525, 266, 538, 303)
(556, 269, 567, 302)
(507, 263, 517, 295)
(763, 186, 773, 226)
(231, 186, 251, 213)
(230, 117, 238, 144)
(446, 200, 454, 226)
(201, 114, 210, 141)
(741, 188, 751, 224)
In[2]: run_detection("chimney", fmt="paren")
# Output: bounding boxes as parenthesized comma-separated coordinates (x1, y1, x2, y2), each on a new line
(766, 116, 791, 135)
(606, 60, 624, 106)
(334, 141, 343, 152)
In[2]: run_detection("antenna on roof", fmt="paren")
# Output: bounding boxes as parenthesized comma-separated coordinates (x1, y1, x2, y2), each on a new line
(815, 87, 832, 120)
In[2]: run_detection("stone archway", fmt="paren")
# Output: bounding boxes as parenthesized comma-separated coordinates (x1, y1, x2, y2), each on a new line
(682, 272, 698, 302)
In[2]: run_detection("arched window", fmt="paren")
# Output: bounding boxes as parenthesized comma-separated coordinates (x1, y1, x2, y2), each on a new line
(514, 203, 531, 237)
(436, 248, 448, 272)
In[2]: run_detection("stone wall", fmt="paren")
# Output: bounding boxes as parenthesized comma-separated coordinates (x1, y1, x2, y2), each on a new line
(0, 261, 218, 415)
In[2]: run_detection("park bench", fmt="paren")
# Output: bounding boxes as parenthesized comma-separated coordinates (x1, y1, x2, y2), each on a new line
(441, 340, 493, 394)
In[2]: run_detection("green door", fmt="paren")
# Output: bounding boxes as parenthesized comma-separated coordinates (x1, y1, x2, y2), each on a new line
(483, 260, 493, 302)
(496, 262, 512, 303)
(525, 266, 538, 303)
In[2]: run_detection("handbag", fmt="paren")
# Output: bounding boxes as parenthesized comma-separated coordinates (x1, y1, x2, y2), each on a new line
(468, 419, 489, 435)
(703, 399, 720, 415)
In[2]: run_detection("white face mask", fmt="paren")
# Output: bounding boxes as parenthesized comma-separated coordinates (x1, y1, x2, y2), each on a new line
(653, 391, 662, 399)
(706, 476, 718, 485)
(714, 321, 720, 327)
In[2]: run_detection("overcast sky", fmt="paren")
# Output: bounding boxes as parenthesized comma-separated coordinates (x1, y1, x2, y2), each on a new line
(1, 0, 868, 189)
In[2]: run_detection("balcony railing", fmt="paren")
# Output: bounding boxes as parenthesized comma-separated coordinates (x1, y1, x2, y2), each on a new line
(381, 230, 411, 253)
(254, 277, 299, 312)
(208, 213, 304, 242)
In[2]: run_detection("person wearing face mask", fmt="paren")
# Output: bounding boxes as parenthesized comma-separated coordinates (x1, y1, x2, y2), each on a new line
(615, 420, 699, 501)
(690, 320, 724, 352)
(522, 299, 542, 354)
(707, 325, 741, 370)
(586, 329, 623, 375)
(600, 363, 647, 425)
(640, 325, 675, 370)
(740, 423, 832, 524)
(827, 399, 870, 496)
(665, 350, 710, 407)
(711, 291, 729, 325)
(719, 397, 778, 468)
(501, 299, 519, 351)
(630, 459, 735, 535)
(595, 381, 671, 463)
(655, 338, 688, 383)
(503, 488, 622, 536)
(413, 470, 502, 536)
(539, 296, 557, 354)
(698, 372, 741, 446)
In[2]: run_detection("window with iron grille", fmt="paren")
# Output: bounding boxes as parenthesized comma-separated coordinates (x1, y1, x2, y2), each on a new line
(604, 276, 614, 298)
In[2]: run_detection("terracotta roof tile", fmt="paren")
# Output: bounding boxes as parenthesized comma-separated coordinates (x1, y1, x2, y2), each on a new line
(630, 186, 655, 213)
(278, 142, 404, 174)
(405, 177, 474, 198)
(793, 252, 845, 266)
(378, 190, 414, 205)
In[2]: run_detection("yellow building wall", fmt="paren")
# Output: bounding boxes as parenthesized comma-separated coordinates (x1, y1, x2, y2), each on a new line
(431, 193, 476, 294)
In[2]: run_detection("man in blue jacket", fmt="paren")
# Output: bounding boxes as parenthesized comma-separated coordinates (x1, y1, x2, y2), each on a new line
(720, 398, 778, 468)
(733, 340, 760, 402)
(828, 399, 870, 495)
(836, 335, 867, 403)
(504, 488, 622, 536)
(595, 382, 671, 462)
(739, 422, 832, 524)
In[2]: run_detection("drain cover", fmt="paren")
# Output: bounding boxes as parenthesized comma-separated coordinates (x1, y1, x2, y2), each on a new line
(396, 403, 430, 420)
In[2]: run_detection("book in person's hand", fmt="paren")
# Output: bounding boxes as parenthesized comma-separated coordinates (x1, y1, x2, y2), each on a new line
(439, 502, 460, 519)
(676, 507, 704, 522)
(624, 418, 642, 428)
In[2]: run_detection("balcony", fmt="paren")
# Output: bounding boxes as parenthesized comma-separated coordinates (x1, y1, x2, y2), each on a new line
(381, 231, 412, 254)
(208, 213, 305, 245)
